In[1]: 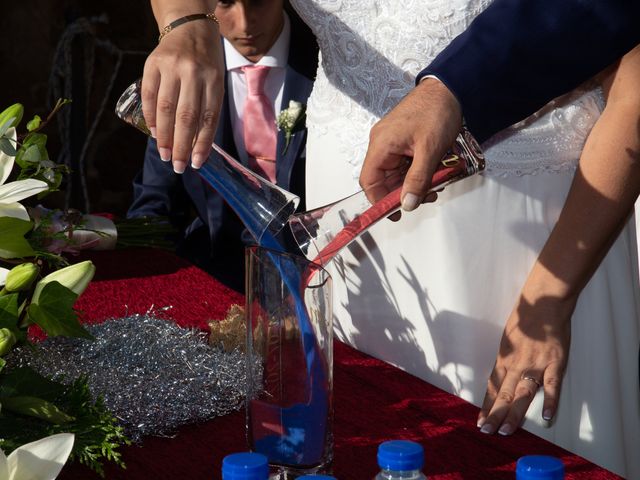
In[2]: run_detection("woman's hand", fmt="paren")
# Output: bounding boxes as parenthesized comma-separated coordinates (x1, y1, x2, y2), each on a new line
(478, 44, 640, 437)
(142, 10, 224, 174)
(477, 283, 574, 435)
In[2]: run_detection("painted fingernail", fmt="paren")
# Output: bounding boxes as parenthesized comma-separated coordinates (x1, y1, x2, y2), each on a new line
(542, 409, 554, 421)
(401, 193, 420, 211)
(150, 127, 157, 138)
(480, 423, 494, 434)
(477, 417, 486, 428)
(173, 163, 185, 174)
(159, 148, 172, 162)
(498, 424, 513, 436)
(191, 153, 203, 169)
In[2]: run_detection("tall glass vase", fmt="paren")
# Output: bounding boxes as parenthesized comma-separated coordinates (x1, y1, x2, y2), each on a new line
(245, 246, 333, 479)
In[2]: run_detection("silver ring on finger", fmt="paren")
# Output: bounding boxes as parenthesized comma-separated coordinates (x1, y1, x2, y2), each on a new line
(521, 374, 542, 389)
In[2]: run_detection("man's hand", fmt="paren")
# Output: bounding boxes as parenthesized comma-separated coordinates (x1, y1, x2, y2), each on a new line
(360, 78, 462, 210)
(142, 18, 225, 174)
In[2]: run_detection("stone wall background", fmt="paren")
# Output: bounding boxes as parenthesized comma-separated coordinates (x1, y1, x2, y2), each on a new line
(0, 1, 157, 216)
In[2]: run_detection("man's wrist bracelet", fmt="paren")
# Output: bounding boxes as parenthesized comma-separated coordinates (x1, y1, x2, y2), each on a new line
(158, 12, 219, 43)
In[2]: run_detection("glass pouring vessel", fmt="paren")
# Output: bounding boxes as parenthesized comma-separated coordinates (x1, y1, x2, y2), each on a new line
(115, 79, 298, 248)
(288, 127, 485, 265)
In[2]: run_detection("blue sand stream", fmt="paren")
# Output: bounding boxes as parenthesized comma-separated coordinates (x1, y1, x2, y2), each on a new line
(198, 162, 329, 466)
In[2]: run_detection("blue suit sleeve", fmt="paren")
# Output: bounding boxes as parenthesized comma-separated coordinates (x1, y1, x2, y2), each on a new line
(419, 0, 640, 142)
(127, 138, 189, 226)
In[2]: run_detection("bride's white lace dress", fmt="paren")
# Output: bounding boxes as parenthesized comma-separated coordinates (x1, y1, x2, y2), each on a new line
(291, 0, 640, 477)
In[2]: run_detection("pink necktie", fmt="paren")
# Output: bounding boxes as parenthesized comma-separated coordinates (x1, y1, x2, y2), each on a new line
(242, 65, 277, 182)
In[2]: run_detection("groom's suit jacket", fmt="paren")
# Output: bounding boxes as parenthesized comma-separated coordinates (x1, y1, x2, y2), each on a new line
(128, 17, 318, 292)
(420, 0, 640, 143)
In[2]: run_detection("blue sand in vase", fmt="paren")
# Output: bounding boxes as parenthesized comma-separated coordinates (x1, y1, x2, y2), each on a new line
(199, 158, 330, 466)
(245, 236, 330, 467)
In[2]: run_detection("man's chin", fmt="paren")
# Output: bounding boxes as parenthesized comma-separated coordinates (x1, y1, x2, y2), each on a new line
(238, 47, 265, 63)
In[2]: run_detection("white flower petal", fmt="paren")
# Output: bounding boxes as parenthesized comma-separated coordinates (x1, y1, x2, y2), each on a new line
(74, 215, 118, 250)
(0, 267, 9, 287)
(0, 179, 48, 204)
(0, 448, 10, 480)
(0, 202, 29, 221)
(0, 128, 17, 186)
(7, 433, 74, 480)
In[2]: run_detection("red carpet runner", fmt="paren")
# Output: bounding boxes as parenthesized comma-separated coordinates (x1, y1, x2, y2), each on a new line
(55, 249, 619, 480)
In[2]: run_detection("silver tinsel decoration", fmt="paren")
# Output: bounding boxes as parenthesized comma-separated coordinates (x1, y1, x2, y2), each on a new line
(10, 314, 248, 442)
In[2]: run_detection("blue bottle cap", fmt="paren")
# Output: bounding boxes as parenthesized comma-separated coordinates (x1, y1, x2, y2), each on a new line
(222, 452, 269, 479)
(377, 440, 424, 471)
(297, 476, 337, 479)
(516, 455, 565, 479)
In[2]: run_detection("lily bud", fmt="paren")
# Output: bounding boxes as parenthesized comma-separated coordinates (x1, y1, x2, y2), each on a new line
(4, 263, 39, 292)
(0, 328, 17, 356)
(0, 103, 24, 130)
(32, 260, 95, 304)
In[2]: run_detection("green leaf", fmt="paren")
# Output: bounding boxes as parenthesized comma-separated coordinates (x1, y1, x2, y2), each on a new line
(0, 366, 66, 400)
(27, 281, 94, 339)
(21, 144, 42, 163)
(22, 132, 47, 150)
(0, 121, 10, 138)
(26, 115, 41, 132)
(0, 293, 20, 330)
(0, 217, 35, 259)
(50, 170, 63, 190)
(0, 373, 130, 476)
(0, 395, 75, 423)
(0, 137, 17, 156)
(16, 133, 47, 169)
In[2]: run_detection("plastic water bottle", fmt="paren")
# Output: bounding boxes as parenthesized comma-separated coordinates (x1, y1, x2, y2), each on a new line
(516, 455, 565, 479)
(374, 440, 427, 479)
(222, 452, 269, 480)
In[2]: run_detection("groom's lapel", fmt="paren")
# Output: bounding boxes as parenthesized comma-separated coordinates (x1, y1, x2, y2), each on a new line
(275, 12, 318, 195)
(276, 65, 308, 190)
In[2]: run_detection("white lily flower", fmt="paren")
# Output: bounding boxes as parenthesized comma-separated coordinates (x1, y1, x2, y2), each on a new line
(0, 433, 74, 480)
(0, 128, 16, 186)
(0, 267, 8, 288)
(0, 128, 48, 221)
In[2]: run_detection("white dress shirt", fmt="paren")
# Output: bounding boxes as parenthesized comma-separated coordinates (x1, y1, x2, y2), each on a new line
(223, 13, 290, 162)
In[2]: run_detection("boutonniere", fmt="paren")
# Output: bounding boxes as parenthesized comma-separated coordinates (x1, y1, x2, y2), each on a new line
(276, 100, 306, 154)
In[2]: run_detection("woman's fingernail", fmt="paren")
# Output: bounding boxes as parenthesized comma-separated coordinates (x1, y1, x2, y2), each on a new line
(150, 127, 157, 138)
(477, 417, 486, 428)
(159, 148, 172, 162)
(498, 424, 513, 436)
(173, 163, 185, 174)
(480, 423, 494, 434)
(401, 193, 420, 211)
(542, 409, 554, 421)
(191, 153, 203, 169)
